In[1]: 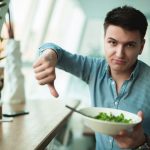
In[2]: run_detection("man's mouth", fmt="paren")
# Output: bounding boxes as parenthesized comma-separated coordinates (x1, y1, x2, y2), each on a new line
(112, 59, 126, 65)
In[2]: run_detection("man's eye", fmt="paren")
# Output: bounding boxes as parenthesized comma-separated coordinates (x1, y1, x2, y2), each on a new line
(108, 41, 117, 46)
(126, 43, 135, 48)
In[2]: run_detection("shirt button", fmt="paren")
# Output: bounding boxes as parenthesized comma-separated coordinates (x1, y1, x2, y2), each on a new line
(112, 81, 115, 85)
(114, 101, 118, 106)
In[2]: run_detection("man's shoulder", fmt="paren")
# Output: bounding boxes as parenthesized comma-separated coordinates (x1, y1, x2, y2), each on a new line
(139, 60, 150, 70)
(89, 56, 106, 64)
(87, 56, 107, 68)
(139, 60, 150, 75)
(86, 56, 107, 76)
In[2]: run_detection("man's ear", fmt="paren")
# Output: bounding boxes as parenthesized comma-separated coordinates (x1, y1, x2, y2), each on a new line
(139, 39, 145, 55)
(139, 50, 142, 55)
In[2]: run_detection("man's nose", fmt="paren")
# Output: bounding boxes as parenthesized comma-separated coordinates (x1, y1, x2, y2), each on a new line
(115, 45, 124, 57)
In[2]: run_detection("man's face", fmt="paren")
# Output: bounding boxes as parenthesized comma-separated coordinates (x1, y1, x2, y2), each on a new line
(104, 25, 145, 74)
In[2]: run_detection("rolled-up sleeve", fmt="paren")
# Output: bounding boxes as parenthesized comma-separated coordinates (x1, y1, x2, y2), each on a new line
(38, 42, 102, 83)
(38, 43, 62, 60)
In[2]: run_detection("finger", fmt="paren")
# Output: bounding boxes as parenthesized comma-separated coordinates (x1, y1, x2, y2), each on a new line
(118, 129, 128, 136)
(137, 111, 144, 121)
(134, 111, 144, 130)
(136, 111, 144, 128)
(37, 75, 55, 85)
(33, 59, 42, 68)
(48, 83, 59, 98)
(113, 130, 127, 139)
(35, 70, 48, 81)
(34, 65, 46, 73)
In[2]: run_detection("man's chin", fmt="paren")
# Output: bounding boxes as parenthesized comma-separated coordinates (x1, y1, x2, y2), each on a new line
(110, 66, 125, 72)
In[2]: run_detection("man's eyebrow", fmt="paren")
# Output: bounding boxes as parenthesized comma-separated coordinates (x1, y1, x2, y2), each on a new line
(107, 37, 137, 44)
(107, 37, 116, 41)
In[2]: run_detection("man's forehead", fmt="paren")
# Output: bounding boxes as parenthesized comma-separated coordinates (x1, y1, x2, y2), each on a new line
(105, 25, 141, 42)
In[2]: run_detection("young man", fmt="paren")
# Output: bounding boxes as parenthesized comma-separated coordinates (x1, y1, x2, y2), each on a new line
(33, 6, 150, 150)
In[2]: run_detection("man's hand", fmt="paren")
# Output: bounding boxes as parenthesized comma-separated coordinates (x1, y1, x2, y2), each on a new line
(33, 49, 59, 97)
(113, 111, 145, 149)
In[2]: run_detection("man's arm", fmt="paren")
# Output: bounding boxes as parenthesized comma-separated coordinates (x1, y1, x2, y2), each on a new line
(38, 43, 99, 83)
(33, 43, 97, 97)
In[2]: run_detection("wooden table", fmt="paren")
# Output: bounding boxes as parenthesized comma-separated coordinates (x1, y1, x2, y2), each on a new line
(0, 99, 80, 150)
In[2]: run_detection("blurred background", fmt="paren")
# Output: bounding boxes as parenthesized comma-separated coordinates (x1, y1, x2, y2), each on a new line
(1, 0, 150, 104)
(0, 0, 150, 149)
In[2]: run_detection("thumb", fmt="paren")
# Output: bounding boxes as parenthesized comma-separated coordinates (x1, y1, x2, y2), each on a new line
(137, 111, 144, 121)
(48, 82, 59, 98)
(134, 111, 144, 130)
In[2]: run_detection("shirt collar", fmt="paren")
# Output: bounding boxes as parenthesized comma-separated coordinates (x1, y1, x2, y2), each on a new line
(130, 60, 140, 79)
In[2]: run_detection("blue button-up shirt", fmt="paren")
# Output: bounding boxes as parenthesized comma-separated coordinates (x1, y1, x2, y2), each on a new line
(39, 43, 150, 150)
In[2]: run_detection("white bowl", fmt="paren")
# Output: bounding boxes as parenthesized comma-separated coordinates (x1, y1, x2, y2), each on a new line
(79, 107, 142, 136)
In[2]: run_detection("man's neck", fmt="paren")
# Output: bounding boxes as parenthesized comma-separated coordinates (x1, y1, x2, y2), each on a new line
(110, 70, 133, 94)
(111, 70, 131, 82)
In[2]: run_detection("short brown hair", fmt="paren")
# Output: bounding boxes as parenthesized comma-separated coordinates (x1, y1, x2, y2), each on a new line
(104, 6, 148, 39)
